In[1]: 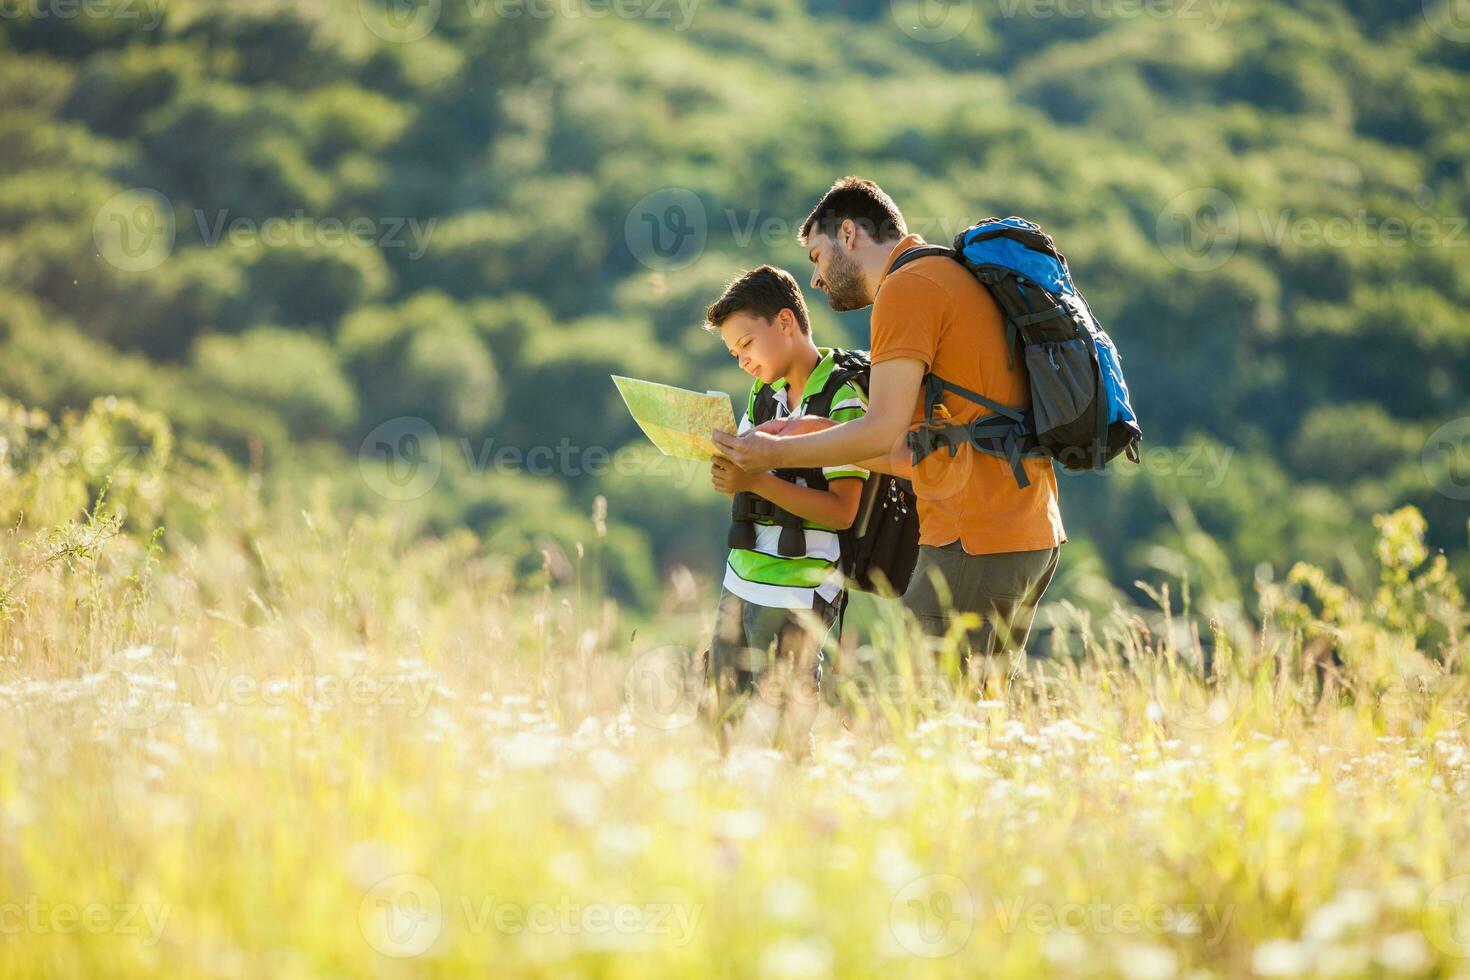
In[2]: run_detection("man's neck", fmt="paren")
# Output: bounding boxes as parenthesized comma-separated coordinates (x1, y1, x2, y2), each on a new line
(864, 235, 915, 297)
(782, 344, 822, 406)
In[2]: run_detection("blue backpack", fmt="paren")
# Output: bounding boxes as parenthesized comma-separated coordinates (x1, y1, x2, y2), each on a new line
(894, 217, 1141, 488)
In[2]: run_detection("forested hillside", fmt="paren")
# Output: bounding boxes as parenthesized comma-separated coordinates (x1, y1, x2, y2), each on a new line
(2, 0, 1467, 608)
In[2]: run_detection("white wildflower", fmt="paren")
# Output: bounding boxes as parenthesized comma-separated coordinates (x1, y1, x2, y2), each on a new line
(1252, 939, 1314, 976)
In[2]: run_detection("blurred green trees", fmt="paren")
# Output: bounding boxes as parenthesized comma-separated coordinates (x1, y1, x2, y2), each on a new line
(0, 0, 1465, 609)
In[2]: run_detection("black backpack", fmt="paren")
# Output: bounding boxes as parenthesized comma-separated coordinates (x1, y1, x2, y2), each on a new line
(727, 348, 920, 597)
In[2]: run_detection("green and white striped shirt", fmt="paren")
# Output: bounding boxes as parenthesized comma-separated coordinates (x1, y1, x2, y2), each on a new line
(723, 348, 870, 610)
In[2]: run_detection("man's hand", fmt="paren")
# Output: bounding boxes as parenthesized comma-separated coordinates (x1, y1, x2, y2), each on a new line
(710, 455, 763, 494)
(710, 429, 784, 472)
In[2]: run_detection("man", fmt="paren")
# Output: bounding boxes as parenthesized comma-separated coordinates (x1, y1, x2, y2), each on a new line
(711, 176, 1066, 663)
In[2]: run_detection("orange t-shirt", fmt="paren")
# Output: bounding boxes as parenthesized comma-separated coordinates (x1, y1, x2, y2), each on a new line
(870, 234, 1067, 554)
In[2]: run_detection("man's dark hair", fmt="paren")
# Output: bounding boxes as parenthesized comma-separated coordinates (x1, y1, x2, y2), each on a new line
(705, 265, 811, 335)
(799, 176, 907, 245)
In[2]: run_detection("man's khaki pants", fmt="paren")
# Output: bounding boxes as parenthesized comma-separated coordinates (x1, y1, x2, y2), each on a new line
(901, 541, 1060, 659)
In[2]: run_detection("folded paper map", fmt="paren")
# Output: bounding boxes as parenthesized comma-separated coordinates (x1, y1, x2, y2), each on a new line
(612, 375, 736, 462)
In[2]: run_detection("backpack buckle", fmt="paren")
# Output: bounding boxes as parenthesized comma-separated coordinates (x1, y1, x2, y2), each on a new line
(940, 428, 961, 457)
(930, 423, 964, 457)
(907, 422, 969, 466)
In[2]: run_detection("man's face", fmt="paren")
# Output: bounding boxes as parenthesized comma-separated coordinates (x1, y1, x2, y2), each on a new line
(807, 230, 872, 312)
(719, 312, 791, 385)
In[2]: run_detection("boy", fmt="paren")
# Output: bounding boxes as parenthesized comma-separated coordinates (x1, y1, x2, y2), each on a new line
(703, 265, 869, 751)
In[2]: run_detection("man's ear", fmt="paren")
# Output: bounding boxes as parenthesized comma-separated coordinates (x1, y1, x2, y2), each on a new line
(839, 217, 858, 251)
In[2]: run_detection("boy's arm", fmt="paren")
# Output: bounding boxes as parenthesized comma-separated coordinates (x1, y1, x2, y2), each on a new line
(711, 456, 866, 530)
(744, 473, 866, 530)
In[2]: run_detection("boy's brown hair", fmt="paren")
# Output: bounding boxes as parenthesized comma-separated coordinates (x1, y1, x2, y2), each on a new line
(705, 265, 811, 335)
(799, 176, 907, 245)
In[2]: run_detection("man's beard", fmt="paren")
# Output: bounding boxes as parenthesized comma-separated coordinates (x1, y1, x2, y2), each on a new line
(823, 250, 871, 312)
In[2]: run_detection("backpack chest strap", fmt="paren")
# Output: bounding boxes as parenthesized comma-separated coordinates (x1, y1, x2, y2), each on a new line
(910, 373, 1042, 489)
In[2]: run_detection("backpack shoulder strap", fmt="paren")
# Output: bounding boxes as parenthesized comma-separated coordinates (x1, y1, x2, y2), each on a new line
(805, 348, 869, 420)
(888, 244, 956, 276)
(747, 381, 778, 426)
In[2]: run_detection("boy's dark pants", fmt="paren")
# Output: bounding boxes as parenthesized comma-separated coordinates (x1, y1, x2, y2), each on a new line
(901, 541, 1060, 660)
(708, 588, 838, 701)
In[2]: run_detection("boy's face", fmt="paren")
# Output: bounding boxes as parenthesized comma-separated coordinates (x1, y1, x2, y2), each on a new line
(719, 310, 797, 386)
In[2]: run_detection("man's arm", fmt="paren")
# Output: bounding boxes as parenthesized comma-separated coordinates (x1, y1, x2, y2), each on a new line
(757, 416, 915, 480)
(711, 357, 926, 476)
(856, 424, 917, 481)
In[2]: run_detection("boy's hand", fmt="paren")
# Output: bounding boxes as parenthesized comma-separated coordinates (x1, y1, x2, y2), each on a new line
(710, 455, 762, 494)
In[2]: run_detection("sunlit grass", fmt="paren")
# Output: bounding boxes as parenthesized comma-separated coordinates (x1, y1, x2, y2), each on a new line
(1, 426, 1468, 978)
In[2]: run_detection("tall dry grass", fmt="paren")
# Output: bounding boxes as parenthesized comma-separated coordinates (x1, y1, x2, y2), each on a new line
(1, 397, 1467, 978)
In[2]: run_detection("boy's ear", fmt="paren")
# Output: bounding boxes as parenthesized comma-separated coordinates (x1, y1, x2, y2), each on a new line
(777, 308, 798, 336)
